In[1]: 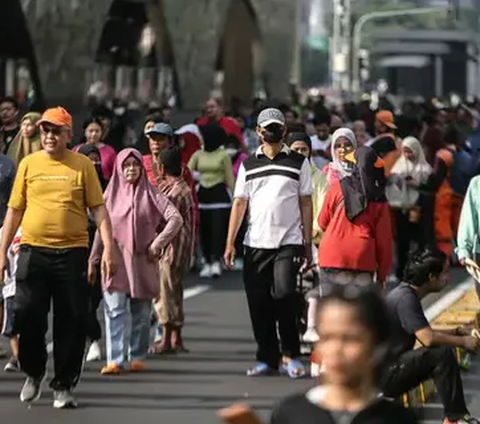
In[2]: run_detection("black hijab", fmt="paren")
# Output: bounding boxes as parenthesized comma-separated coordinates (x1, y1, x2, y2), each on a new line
(77, 144, 108, 191)
(199, 124, 227, 152)
(285, 132, 312, 157)
(340, 146, 386, 222)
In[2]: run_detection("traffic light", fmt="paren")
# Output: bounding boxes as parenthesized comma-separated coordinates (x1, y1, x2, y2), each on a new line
(359, 49, 369, 83)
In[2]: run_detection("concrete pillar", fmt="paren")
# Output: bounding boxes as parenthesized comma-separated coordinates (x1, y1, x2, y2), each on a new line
(222, 0, 255, 105)
(21, 0, 113, 119)
(251, 0, 297, 102)
(162, 0, 229, 119)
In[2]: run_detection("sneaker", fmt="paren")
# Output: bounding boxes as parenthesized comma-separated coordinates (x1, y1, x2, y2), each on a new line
(85, 341, 101, 362)
(199, 264, 211, 278)
(444, 417, 480, 424)
(53, 389, 78, 409)
(302, 327, 320, 343)
(211, 262, 222, 278)
(129, 360, 146, 373)
(100, 363, 123, 375)
(4, 357, 20, 372)
(20, 373, 46, 403)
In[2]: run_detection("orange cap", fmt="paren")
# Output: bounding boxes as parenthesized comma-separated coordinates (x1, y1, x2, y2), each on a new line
(375, 110, 397, 130)
(37, 107, 72, 128)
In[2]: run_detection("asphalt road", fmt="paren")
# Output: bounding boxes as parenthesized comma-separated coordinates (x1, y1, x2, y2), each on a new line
(0, 267, 477, 424)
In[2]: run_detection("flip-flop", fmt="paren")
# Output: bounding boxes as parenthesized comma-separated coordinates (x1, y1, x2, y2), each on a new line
(282, 359, 306, 379)
(246, 362, 278, 377)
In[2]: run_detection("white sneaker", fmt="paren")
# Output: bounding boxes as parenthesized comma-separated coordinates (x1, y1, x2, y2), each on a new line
(199, 264, 211, 278)
(86, 341, 101, 362)
(211, 262, 222, 278)
(302, 327, 320, 343)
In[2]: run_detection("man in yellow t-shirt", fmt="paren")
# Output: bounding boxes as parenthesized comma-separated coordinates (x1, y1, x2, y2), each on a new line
(0, 107, 115, 409)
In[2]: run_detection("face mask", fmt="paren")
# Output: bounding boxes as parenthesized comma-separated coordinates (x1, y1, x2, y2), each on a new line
(225, 148, 238, 158)
(263, 125, 284, 144)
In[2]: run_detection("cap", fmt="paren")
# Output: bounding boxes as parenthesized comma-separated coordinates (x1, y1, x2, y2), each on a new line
(375, 110, 397, 130)
(257, 108, 285, 128)
(37, 107, 73, 128)
(146, 123, 173, 137)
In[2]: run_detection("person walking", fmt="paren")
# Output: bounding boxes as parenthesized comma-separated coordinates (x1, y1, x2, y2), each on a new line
(89, 148, 183, 375)
(151, 147, 195, 354)
(224, 108, 313, 378)
(6, 112, 42, 166)
(0, 107, 116, 409)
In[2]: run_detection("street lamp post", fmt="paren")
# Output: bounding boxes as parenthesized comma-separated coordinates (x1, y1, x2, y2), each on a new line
(351, 7, 450, 95)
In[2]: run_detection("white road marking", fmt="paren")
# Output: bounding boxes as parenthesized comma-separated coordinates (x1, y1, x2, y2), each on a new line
(183, 284, 211, 300)
(46, 284, 212, 354)
(425, 277, 474, 322)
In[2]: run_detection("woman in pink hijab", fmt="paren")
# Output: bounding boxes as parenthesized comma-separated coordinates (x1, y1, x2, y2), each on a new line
(89, 148, 183, 375)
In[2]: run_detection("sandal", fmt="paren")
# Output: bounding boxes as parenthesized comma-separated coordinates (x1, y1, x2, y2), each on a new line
(282, 359, 306, 379)
(246, 362, 278, 377)
(148, 342, 176, 355)
(100, 363, 123, 375)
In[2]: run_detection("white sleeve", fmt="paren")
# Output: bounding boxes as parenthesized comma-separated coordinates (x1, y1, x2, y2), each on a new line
(299, 158, 312, 196)
(233, 163, 249, 199)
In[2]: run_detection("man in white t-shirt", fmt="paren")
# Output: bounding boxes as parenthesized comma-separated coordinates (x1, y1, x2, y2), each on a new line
(1, 227, 21, 372)
(224, 108, 313, 378)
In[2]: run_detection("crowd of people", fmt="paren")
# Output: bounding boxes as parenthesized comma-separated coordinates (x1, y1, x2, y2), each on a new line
(1, 93, 480, 423)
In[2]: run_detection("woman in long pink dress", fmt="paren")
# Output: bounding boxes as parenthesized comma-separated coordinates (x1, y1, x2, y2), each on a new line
(89, 148, 183, 375)
(73, 117, 117, 180)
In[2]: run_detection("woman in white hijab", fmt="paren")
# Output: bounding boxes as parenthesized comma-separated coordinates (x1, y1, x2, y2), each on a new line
(323, 128, 357, 185)
(386, 136, 433, 280)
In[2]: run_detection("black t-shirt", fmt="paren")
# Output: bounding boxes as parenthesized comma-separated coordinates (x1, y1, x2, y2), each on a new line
(386, 283, 430, 355)
(270, 393, 417, 424)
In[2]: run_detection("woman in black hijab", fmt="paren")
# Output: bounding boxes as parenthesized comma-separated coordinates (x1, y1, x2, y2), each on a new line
(77, 143, 107, 362)
(77, 143, 108, 191)
(318, 146, 393, 288)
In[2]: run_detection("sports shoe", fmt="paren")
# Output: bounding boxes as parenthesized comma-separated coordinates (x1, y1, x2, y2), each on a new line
(211, 262, 222, 278)
(199, 264, 211, 278)
(4, 357, 20, 372)
(20, 373, 46, 403)
(85, 341, 101, 362)
(302, 327, 320, 343)
(53, 389, 78, 409)
(444, 416, 480, 423)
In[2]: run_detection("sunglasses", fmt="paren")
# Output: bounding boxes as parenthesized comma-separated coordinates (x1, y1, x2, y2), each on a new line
(40, 124, 64, 135)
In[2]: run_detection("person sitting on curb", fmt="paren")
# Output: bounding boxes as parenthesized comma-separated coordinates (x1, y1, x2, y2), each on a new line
(381, 248, 480, 424)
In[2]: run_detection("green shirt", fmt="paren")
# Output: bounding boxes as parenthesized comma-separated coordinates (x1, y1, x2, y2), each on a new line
(188, 148, 235, 192)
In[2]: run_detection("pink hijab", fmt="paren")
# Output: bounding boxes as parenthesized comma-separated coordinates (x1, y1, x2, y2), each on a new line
(105, 148, 165, 254)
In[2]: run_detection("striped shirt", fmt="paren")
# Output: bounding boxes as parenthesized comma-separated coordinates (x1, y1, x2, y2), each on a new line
(234, 144, 312, 249)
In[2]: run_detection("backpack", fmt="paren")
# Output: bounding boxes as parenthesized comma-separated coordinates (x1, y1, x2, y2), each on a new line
(450, 148, 477, 196)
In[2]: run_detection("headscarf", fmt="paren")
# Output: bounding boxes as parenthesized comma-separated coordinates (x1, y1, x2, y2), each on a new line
(389, 137, 432, 183)
(385, 137, 432, 209)
(104, 148, 168, 255)
(330, 128, 357, 179)
(175, 124, 203, 164)
(77, 144, 108, 191)
(340, 146, 387, 222)
(285, 132, 312, 157)
(7, 112, 42, 165)
(199, 124, 227, 152)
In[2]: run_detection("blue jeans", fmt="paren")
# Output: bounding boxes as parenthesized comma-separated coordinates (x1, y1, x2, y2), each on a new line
(103, 291, 151, 366)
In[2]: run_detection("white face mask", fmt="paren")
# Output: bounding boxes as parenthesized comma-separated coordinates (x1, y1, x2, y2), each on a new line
(225, 148, 238, 157)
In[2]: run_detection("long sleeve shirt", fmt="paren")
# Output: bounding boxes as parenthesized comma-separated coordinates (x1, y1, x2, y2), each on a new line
(318, 182, 393, 282)
(456, 175, 480, 260)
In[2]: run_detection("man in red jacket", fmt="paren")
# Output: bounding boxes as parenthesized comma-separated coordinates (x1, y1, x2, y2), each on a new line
(196, 98, 244, 148)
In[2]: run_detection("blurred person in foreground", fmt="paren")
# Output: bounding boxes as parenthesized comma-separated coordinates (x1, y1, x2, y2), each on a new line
(270, 284, 417, 424)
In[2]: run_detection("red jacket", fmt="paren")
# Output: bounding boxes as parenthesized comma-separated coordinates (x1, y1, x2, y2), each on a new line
(196, 116, 244, 147)
(318, 182, 393, 283)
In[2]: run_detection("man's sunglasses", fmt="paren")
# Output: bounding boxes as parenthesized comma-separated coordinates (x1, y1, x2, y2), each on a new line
(40, 124, 64, 135)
